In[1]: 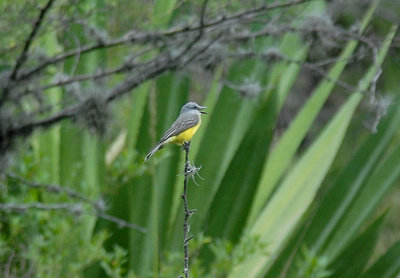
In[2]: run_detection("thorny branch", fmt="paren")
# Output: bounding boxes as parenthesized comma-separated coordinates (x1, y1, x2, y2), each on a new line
(180, 142, 197, 278)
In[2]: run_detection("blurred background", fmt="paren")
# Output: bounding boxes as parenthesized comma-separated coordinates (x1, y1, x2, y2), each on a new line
(1, 0, 400, 277)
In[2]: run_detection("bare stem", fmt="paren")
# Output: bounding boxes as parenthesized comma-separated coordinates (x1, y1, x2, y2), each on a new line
(181, 141, 196, 278)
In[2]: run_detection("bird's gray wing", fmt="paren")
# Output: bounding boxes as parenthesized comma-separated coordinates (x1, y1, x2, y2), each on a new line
(158, 113, 199, 143)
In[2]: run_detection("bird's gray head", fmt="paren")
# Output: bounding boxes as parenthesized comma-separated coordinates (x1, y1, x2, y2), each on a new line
(180, 102, 207, 114)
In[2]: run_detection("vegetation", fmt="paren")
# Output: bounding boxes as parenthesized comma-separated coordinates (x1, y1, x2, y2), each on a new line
(1, 0, 400, 277)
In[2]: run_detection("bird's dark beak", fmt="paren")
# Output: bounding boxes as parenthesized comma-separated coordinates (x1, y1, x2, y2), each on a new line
(199, 106, 207, 114)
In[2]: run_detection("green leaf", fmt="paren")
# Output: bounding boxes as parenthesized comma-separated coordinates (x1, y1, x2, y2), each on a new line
(205, 90, 278, 243)
(203, 33, 309, 244)
(263, 24, 398, 278)
(328, 212, 387, 278)
(189, 67, 222, 159)
(361, 240, 400, 278)
(32, 30, 62, 185)
(325, 135, 400, 260)
(229, 90, 363, 278)
(126, 83, 150, 150)
(248, 0, 381, 225)
(293, 25, 398, 260)
(153, 0, 177, 27)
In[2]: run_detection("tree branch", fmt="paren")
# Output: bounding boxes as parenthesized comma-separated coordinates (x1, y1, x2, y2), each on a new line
(0, 0, 387, 158)
(1, 0, 56, 104)
(5, 173, 146, 233)
(7, 173, 98, 207)
(0, 202, 83, 213)
(16, 47, 155, 96)
(13, 0, 311, 83)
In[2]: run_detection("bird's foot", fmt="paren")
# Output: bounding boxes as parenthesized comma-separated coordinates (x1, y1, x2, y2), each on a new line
(182, 141, 191, 152)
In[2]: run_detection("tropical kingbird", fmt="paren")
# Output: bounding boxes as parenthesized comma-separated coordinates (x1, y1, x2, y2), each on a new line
(145, 102, 207, 161)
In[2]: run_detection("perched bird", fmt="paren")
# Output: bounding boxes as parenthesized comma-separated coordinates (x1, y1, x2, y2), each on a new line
(145, 102, 207, 161)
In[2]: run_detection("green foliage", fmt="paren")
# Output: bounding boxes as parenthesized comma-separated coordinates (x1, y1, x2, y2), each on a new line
(1, 0, 400, 278)
(295, 247, 332, 278)
(100, 245, 129, 278)
(328, 212, 387, 278)
(361, 240, 400, 278)
(27, 219, 107, 277)
(0, 148, 128, 278)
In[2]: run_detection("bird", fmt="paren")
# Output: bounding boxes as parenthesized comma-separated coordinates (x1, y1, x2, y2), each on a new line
(145, 102, 207, 161)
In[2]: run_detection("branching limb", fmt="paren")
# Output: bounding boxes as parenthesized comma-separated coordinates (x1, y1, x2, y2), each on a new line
(1, 0, 56, 104)
(13, 0, 310, 83)
(0, 0, 391, 162)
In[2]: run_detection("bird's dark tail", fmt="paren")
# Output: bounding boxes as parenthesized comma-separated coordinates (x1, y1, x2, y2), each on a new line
(144, 143, 164, 161)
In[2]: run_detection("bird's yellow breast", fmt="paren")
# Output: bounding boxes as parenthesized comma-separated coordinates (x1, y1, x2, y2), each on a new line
(170, 121, 201, 145)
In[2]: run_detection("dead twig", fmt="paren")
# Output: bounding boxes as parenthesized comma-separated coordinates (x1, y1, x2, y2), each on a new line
(1, 0, 56, 104)
(4, 173, 146, 233)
